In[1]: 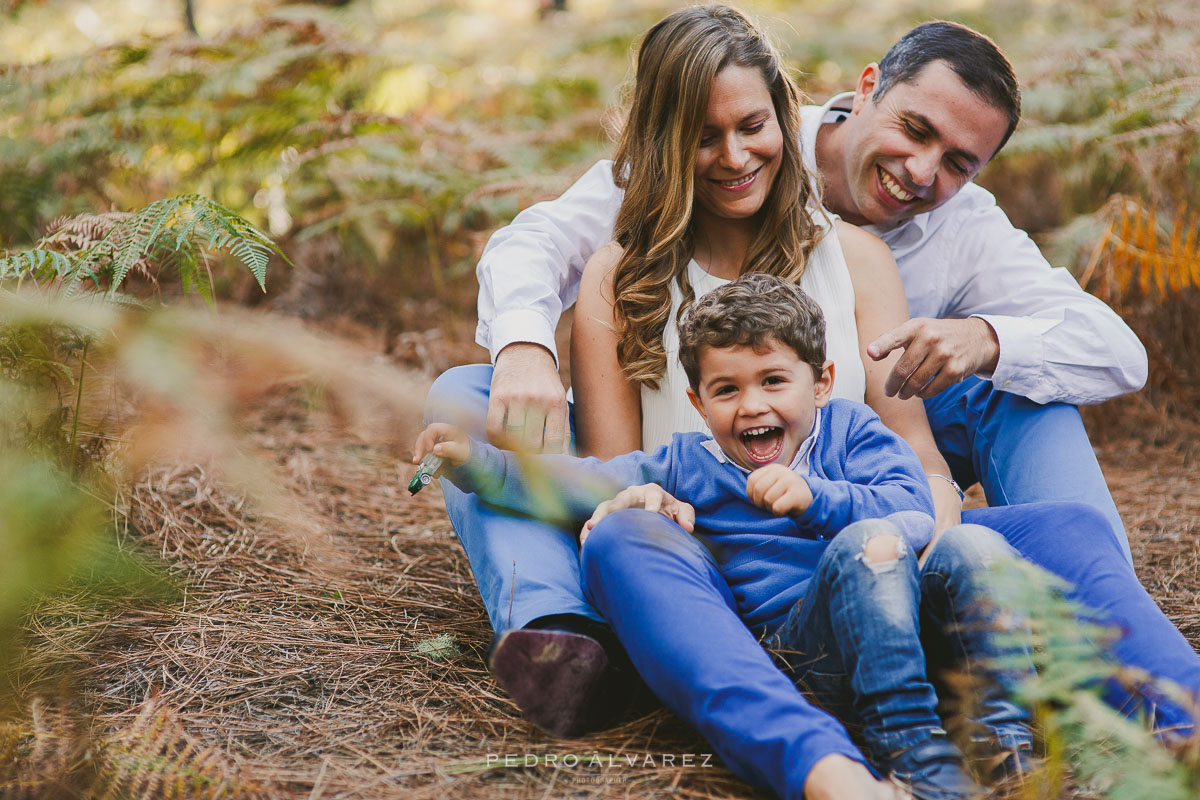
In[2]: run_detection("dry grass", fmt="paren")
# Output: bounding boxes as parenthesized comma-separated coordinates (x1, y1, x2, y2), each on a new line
(1, 332, 1197, 799)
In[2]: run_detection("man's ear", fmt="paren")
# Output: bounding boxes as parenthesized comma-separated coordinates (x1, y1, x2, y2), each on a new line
(686, 387, 709, 425)
(851, 63, 881, 114)
(813, 360, 836, 408)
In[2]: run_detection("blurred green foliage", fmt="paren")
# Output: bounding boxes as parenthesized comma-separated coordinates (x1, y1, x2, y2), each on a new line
(0, 194, 284, 707)
(3, 0, 1198, 313)
(984, 558, 1200, 800)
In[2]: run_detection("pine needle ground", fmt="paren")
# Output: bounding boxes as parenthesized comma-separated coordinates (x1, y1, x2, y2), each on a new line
(3, 333, 1197, 800)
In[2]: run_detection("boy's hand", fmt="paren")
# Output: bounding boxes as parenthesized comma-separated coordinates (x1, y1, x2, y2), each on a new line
(413, 423, 471, 466)
(747, 464, 814, 516)
(580, 484, 695, 545)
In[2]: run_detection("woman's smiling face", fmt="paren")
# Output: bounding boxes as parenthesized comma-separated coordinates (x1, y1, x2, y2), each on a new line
(692, 64, 784, 222)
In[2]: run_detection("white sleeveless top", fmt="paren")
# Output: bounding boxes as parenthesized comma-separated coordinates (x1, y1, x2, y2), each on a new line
(640, 217, 863, 450)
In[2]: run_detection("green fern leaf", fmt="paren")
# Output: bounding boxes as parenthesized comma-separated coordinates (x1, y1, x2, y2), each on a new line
(0, 249, 78, 281)
(110, 196, 185, 291)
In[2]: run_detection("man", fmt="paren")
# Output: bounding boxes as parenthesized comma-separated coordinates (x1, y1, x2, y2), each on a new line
(429, 20, 1150, 749)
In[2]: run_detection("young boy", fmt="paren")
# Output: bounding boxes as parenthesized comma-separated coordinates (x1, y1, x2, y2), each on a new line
(414, 274, 1031, 800)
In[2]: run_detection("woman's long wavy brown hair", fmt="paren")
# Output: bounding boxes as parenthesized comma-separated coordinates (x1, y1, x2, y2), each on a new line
(611, 4, 826, 388)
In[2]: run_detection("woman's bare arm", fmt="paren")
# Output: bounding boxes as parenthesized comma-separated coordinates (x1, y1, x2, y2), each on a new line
(837, 220, 963, 535)
(570, 243, 643, 458)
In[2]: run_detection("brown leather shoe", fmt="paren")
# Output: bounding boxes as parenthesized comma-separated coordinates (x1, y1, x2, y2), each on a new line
(487, 628, 612, 738)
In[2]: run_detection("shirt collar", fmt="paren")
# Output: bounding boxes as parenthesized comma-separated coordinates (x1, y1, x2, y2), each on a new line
(700, 407, 822, 476)
(801, 92, 930, 244)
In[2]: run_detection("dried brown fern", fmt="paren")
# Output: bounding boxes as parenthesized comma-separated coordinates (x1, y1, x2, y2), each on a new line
(95, 701, 269, 800)
(1080, 195, 1200, 304)
(38, 212, 158, 290)
(1076, 194, 1200, 422)
(0, 695, 95, 799)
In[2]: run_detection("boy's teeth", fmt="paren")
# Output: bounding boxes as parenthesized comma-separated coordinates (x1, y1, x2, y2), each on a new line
(741, 425, 783, 462)
(879, 167, 915, 202)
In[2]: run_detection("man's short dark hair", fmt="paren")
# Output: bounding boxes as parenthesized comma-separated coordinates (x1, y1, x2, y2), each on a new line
(678, 273, 826, 391)
(874, 21, 1021, 155)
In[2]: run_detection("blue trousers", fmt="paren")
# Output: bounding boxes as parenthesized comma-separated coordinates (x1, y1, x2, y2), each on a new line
(580, 509, 866, 798)
(767, 520, 1031, 762)
(924, 375, 1130, 563)
(425, 365, 1200, 724)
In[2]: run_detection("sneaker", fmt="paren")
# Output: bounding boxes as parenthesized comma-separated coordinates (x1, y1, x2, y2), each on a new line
(881, 737, 983, 800)
(487, 628, 612, 738)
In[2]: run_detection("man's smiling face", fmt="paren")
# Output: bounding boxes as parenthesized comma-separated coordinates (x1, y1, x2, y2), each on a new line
(831, 60, 1010, 228)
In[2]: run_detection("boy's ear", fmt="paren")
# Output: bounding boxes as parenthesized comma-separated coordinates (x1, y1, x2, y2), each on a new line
(813, 360, 835, 408)
(686, 387, 709, 424)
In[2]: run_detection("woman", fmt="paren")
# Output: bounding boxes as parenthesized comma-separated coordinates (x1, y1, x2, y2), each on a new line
(560, 5, 1197, 800)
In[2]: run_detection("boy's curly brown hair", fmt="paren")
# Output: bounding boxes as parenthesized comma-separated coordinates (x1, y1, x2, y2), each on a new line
(678, 273, 826, 391)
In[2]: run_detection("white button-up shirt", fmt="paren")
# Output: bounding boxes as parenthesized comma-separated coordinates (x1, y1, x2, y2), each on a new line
(474, 93, 1147, 405)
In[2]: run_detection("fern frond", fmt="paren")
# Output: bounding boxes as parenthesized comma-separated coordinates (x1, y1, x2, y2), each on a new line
(1079, 195, 1200, 304)
(191, 198, 275, 290)
(111, 196, 187, 291)
(0, 248, 81, 281)
(96, 701, 269, 800)
(42, 212, 130, 252)
(3, 196, 284, 301)
(983, 558, 1200, 799)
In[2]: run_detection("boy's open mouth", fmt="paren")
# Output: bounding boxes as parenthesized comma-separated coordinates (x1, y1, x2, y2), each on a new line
(740, 425, 784, 465)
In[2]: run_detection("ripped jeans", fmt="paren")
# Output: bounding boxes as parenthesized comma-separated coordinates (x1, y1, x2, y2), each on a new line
(768, 517, 1032, 762)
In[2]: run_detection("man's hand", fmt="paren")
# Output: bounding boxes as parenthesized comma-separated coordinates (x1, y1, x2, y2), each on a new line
(867, 318, 1000, 400)
(413, 422, 471, 466)
(580, 484, 695, 545)
(746, 464, 814, 517)
(804, 754, 911, 800)
(487, 343, 569, 453)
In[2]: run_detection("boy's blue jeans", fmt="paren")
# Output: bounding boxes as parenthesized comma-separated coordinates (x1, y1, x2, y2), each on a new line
(767, 520, 1030, 762)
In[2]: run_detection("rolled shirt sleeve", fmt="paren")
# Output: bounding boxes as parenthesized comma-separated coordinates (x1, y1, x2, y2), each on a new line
(475, 160, 623, 365)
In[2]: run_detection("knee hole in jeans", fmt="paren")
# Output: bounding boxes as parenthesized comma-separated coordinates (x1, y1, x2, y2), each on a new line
(857, 533, 905, 573)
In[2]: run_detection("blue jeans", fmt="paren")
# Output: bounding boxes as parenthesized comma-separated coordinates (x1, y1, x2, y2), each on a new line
(426, 364, 602, 630)
(425, 365, 1200, 728)
(925, 376, 1130, 563)
(768, 520, 1031, 761)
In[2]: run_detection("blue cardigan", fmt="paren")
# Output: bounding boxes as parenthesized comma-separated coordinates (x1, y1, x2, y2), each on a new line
(448, 398, 934, 632)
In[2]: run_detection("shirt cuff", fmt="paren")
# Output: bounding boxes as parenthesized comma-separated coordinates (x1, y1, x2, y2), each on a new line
(969, 314, 1052, 394)
(487, 310, 560, 366)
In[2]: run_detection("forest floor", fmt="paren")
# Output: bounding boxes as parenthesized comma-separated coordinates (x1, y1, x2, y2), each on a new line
(6, 319, 1199, 799)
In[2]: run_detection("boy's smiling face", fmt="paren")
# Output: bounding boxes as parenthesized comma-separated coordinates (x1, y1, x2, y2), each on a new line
(686, 339, 834, 471)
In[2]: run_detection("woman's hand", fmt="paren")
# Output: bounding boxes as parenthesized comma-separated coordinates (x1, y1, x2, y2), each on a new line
(804, 754, 911, 800)
(412, 423, 471, 466)
(746, 464, 814, 516)
(928, 475, 963, 533)
(580, 484, 695, 544)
